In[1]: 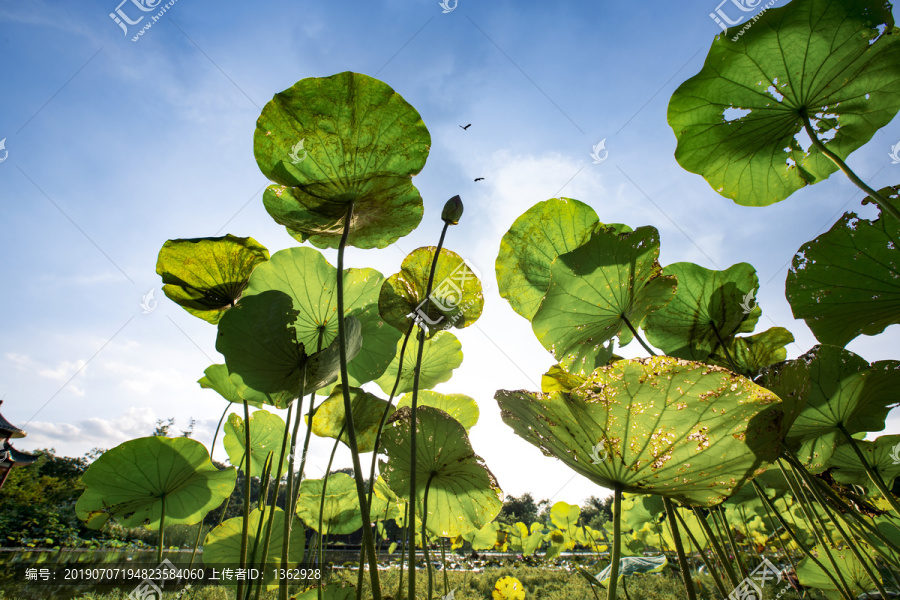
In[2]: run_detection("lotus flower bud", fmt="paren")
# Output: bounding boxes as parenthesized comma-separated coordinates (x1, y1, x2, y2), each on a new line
(442, 195, 463, 225)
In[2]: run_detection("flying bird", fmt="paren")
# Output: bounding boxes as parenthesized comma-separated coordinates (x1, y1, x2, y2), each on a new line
(474, 177, 484, 182)
(460, 124, 471, 130)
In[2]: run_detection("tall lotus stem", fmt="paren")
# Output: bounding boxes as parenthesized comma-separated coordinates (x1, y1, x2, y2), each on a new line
(237, 399, 252, 600)
(664, 498, 697, 600)
(607, 485, 623, 600)
(189, 401, 233, 568)
(280, 368, 307, 600)
(408, 209, 454, 600)
(335, 201, 382, 600)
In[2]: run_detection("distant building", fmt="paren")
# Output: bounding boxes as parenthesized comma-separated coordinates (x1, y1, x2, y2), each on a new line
(0, 401, 39, 490)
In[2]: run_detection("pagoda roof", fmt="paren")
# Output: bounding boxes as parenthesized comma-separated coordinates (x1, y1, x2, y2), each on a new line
(0, 402, 25, 439)
(0, 440, 39, 468)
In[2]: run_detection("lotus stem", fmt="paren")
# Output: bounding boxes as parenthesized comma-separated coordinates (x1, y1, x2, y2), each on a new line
(692, 507, 739, 587)
(440, 535, 449, 597)
(189, 401, 233, 569)
(800, 113, 900, 223)
(709, 321, 744, 376)
(398, 501, 408, 600)
(362, 322, 415, 577)
(714, 505, 748, 580)
(673, 506, 729, 599)
(785, 462, 890, 599)
(663, 498, 697, 600)
(751, 479, 853, 600)
(783, 451, 900, 571)
(281, 367, 307, 600)
(334, 202, 382, 600)
(622, 316, 657, 357)
(423, 473, 436, 600)
(605, 486, 624, 600)
(157, 495, 166, 565)
(777, 459, 855, 600)
(238, 399, 252, 600)
(253, 451, 276, 600)
(409, 219, 451, 600)
(318, 426, 344, 600)
(837, 424, 900, 517)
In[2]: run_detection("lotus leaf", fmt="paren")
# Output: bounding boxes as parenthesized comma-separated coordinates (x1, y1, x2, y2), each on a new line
(379, 406, 502, 536)
(244, 247, 399, 387)
(760, 345, 900, 471)
(668, 0, 900, 206)
(295, 473, 362, 535)
(203, 507, 304, 590)
(223, 410, 290, 478)
(76, 436, 235, 529)
(379, 247, 483, 336)
(156, 234, 269, 324)
(396, 390, 479, 431)
(495, 197, 600, 320)
(786, 186, 900, 347)
(310, 385, 394, 453)
(254, 72, 430, 249)
(374, 330, 462, 396)
(496, 356, 784, 506)
(643, 262, 760, 361)
(532, 226, 676, 376)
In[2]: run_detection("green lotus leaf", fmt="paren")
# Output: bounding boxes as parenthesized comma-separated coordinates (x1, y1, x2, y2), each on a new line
(541, 365, 587, 393)
(760, 345, 900, 471)
(786, 186, 900, 347)
(198, 364, 294, 410)
(464, 521, 505, 551)
(373, 330, 462, 396)
(829, 434, 900, 494)
(295, 473, 362, 535)
(549, 501, 580, 532)
(495, 198, 601, 320)
(309, 385, 394, 453)
(379, 247, 483, 336)
(706, 327, 795, 377)
(156, 234, 269, 324)
(396, 390, 479, 431)
(216, 290, 361, 398)
(532, 226, 677, 376)
(667, 0, 900, 206)
(797, 544, 879, 597)
(643, 262, 759, 361)
(379, 406, 503, 536)
(620, 494, 664, 533)
(245, 247, 400, 388)
(496, 356, 784, 506)
(595, 555, 668, 588)
(76, 437, 235, 529)
(223, 410, 290, 478)
(199, 364, 261, 408)
(254, 72, 430, 249)
(203, 507, 304, 590)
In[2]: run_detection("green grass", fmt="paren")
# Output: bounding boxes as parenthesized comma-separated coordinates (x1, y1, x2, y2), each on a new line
(0, 565, 805, 599)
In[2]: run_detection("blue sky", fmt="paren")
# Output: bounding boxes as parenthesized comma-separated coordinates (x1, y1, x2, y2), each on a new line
(1, 0, 898, 507)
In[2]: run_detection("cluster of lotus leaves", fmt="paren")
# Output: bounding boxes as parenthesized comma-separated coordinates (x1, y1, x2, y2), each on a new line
(496, 356, 785, 506)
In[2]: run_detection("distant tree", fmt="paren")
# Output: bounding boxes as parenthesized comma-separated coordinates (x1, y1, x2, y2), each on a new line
(152, 418, 175, 437)
(496, 493, 546, 525)
(581, 495, 613, 528)
(181, 418, 196, 438)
